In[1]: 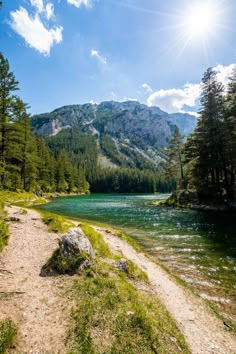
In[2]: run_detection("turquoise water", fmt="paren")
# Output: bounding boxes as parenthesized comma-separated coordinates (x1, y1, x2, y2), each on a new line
(38, 193, 236, 322)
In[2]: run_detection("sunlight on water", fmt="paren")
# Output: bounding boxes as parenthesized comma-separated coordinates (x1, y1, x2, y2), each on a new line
(38, 193, 236, 323)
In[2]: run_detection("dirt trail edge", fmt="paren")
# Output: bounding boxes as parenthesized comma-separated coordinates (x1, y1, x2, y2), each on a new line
(0, 206, 72, 354)
(94, 227, 236, 354)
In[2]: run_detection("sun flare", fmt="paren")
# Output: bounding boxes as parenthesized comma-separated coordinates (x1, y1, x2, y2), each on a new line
(183, 2, 218, 40)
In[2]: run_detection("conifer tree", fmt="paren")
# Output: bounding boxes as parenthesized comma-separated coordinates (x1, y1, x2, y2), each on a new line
(165, 127, 185, 188)
(0, 53, 19, 187)
(223, 66, 236, 198)
(184, 68, 225, 197)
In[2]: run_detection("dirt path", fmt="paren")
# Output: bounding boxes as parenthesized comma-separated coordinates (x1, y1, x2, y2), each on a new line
(0, 206, 71, 354)
(95, 227, 236, 354)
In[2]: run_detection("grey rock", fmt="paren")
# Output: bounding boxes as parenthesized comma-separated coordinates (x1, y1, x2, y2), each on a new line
(40, 228, 95, 276)
(115, 259, 128, 272)
(60, 228, 95, 260)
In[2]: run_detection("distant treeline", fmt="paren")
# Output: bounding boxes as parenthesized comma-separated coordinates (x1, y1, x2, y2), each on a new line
(47, 128, 175, 193)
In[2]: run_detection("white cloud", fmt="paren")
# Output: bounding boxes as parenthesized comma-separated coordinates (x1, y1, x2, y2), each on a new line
(147, 83, 200, 114)
(91, 49, 107, 65)
(126, 98, 138, 102)
(10, 6, 63, 56)
(147, 64, 236, 114)
(214, 64, 235, 88)
(67, 0, 91, 8)
(142, 83, 153, 94)
(30, 0, 44, 13)
(45, 3, 54, 20)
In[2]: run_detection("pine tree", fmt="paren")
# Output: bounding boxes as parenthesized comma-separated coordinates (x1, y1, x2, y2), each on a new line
(223, 66, 236, 199)
(0, 53, 19, 187)
(165, 127, 185, 188)
(184, 68, 225, 198)
(13, 98, 38, 190)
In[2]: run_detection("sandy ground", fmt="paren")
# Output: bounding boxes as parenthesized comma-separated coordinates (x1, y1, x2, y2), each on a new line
(0, 206, 72, 354)
(94, 227, 236, 354)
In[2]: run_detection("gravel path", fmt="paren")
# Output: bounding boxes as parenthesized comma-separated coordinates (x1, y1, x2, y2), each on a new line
(94, 227, 236, 354)
(0, 206, 71, 354)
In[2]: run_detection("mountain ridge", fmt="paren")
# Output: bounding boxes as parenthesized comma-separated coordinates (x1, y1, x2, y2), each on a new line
(32, 101, 196, 169)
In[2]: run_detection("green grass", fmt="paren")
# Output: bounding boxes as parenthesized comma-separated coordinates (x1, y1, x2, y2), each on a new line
(0, 190, 45, 207)
(81, 224, 113, 258)
(0, 202, 9, 253)
(116, 231, 141, 252)
(81, 224, 148, 283)
(40, 248, 90, 276)
(39, 210, 74, 233)
(0, 320, 17, 354)
(65, 225, 189, 353)
(66, 260, 189, 354)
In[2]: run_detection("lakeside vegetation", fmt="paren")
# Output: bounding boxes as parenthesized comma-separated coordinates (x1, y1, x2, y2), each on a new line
(165, 66, 236, 205)
(64, 225, 189, 353)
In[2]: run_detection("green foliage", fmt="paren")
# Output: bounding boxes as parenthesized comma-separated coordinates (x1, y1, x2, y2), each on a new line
(0, 320, 17, 354)
(91, 167, 174, 193)
(165, 127, 185, 189)
(0, 202, 9, 252)
(184, 66, 236, 201)
(46, 127, 98, 182)
(0, 53, 90, 195)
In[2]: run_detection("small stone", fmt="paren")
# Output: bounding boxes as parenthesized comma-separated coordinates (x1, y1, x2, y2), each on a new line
(115, 259, 128, 272)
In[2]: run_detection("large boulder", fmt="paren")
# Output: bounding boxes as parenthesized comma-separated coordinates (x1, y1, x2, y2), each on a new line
(40, 228, 95, 276)
(60, 228, 95, 259)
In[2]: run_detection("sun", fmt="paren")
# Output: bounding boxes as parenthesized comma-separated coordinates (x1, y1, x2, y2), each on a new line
(183, 2, 218, 40)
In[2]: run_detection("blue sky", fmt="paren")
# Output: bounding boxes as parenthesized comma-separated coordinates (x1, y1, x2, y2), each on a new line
(1, 0, 236, 115)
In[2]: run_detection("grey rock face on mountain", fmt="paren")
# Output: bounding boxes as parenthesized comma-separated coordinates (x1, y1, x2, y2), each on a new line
(32, 101, 196, 139)
(32, 101, 196, 168)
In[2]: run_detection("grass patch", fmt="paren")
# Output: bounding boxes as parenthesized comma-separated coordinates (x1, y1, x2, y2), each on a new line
(81, 225, 148, 283)
(39, 211, 74, 233)
(66, 260, 189, 354)
(0, 320, 17, 354)
(81, 224, 113, 259)
(0, 202, 9, 253)
(40, 249, 90, 276)
(205, 300, 236, 334)
(124, 259, 149, 283)
(0, 190, 45, 207)
(115, 231, 141, 252)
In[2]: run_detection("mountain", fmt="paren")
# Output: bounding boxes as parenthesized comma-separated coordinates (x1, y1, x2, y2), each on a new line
(32, 101, 196, 170)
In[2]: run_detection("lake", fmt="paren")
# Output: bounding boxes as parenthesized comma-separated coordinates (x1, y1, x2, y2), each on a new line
(37, 193, 236, 324)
